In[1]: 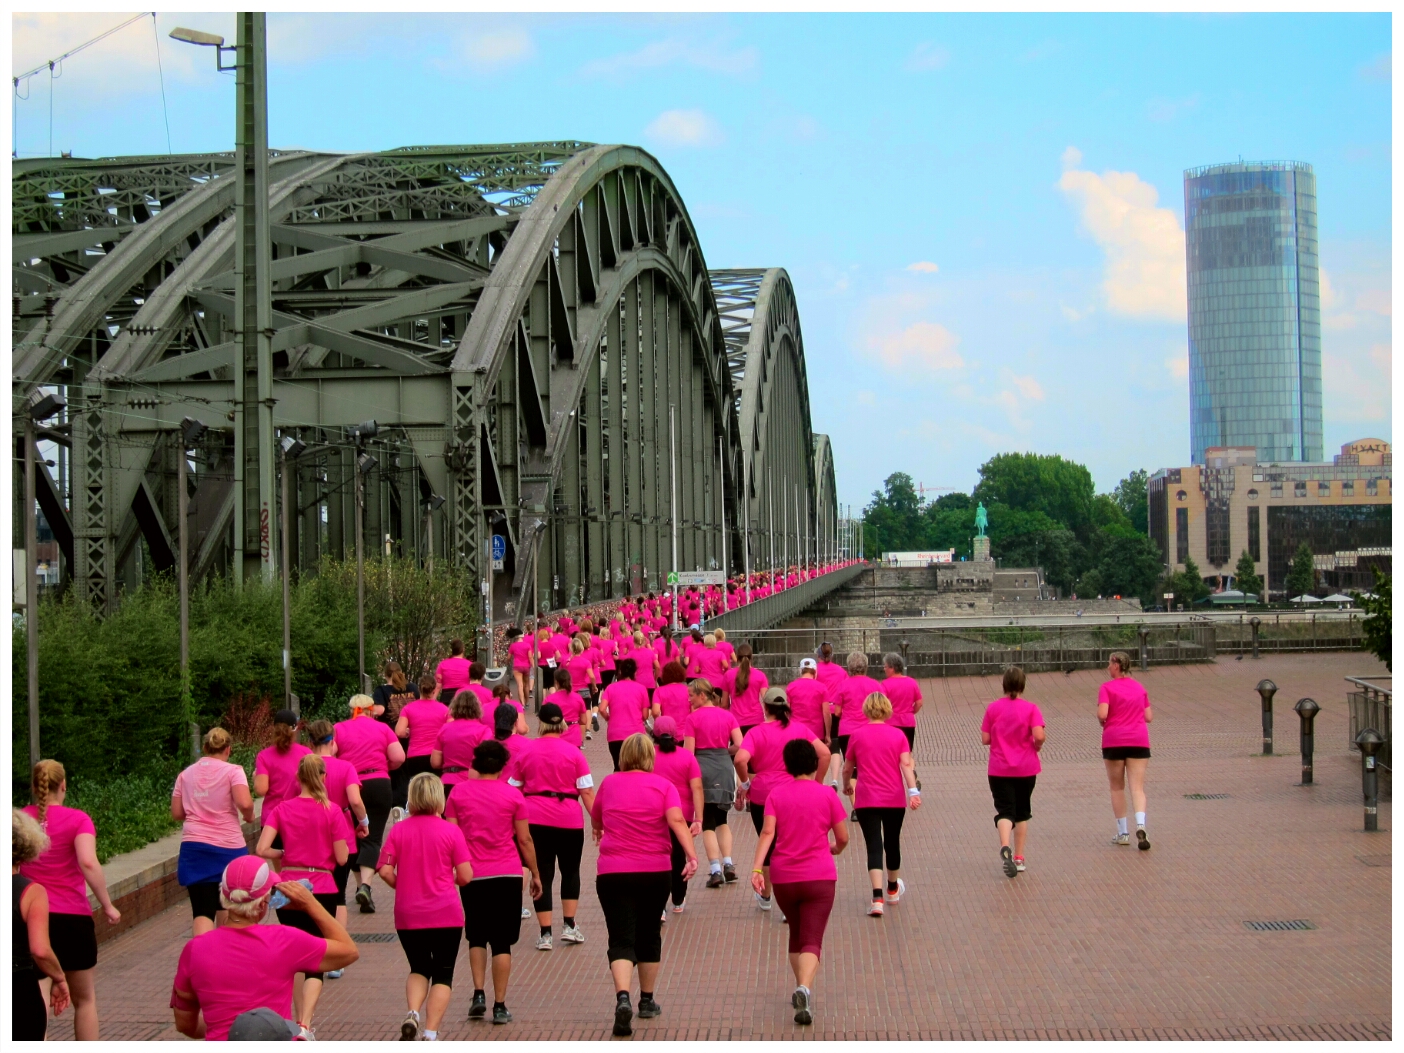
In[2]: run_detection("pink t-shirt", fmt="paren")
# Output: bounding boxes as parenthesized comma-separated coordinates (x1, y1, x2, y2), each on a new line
(654, 637, 684, 667)
(171, 924, 325, 1040)
(602, 679, 651, 742)
(651, 747, 701, 823)
(883, 675, 923, 729)
(740, 720, 815, 805)
(628, 648, 659, 689)
(264, 797, 344, 893)
(653, 682, 691, 724)
(333, 716, 398, 779)
(715, 640, 736, 664)
(436, 719, 489, 785)
(254, 743, 312, 818)
(833, 674, 883, 736)
(321, 755, 362, 842)
(568, 653, 596, 691)
(20, 804, 96, 915)
(437, 655, 473, 690)
(724, 666, 770, 728)
(594, 635, 618, 671)
(173, 757, 249, 849)
(1099, 677, 1151, 748)
(377, 814, 470, 930)
(464, 684, 495, 721)
(981, 696, 1046, 777)
(400, 699, 451, 757)
(785, 677, 830, 739)
(544, 689, 587, 748)
(508, 736, 594, 828)
(844, 722, 911, 809)
(686, 705, 739, 750)
(764, 778, 847, 884)
(549, 634, 571, 665)
(693, 648, 728, 687)
(814, 661, 847, 696)
(480, 696, 525, 731)
(508, 638, 534, 672)
(591, 770, 681, 874)
(444, 778, 527, 879)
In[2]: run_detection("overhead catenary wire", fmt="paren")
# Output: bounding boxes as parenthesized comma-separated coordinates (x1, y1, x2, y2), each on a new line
(151, 13, 172, 155)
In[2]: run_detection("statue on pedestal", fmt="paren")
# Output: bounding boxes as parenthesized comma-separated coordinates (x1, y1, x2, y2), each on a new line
(974, 502, 988, 538)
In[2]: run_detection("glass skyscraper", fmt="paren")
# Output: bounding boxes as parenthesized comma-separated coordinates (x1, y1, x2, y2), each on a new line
(1183, 161, 1322, 465)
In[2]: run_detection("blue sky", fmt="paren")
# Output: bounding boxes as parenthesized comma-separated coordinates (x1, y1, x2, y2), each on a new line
(13, 12, 1392, 508)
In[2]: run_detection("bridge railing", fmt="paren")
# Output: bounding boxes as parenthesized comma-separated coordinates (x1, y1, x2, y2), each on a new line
(706, 563, 869, 634)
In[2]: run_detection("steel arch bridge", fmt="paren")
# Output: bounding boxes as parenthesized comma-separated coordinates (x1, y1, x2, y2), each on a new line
(13, 143, 840, 623)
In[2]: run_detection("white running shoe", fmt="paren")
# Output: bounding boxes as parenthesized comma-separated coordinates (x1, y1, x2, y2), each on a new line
(521, 906, 531, 919)
(400, 1010, 421, 1041)
(885, 878, 906, 904)
(536, 931, 553, 951)
(661, 910, 668, 922)
(297, 1025, 316, 1041)
(671, 902, 686, 914)
(755, 892, 772, 911)
(867, 900, 884, 917)
(1014, 857, 1026, 872)
(1111, 832, 1130, 846)
(560, 924, 585, 944)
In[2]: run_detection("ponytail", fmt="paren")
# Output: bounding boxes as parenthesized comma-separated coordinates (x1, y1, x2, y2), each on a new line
(656, 733, 678, 754)
(272, 722, 297, 752)
(297, 754, 330, 807)
(384, 660, 407, 693)
(734, 643, 753, 696)
(31, 760, 65, 824)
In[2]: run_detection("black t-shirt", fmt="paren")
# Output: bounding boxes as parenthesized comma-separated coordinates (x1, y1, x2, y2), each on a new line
(372, 683, 416, 727)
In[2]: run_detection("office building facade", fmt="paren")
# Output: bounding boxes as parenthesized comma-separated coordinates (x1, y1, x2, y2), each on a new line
(1184, 161, 1322, 465)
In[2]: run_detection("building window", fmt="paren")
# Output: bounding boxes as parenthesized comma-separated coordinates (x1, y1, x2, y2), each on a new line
(1175, 507, 1189, 564)
(1247, 488, 1259, 500)
(1367, 478, 1379, 496)
(1176, 490, 1187, 501)
(1317, 481, 1331, 497)
(1294, 481, 1307, 498)
(1247, 506, 1260, 562)
(1342, 480, 1355, 497)
(1271, 481, 1283, 498)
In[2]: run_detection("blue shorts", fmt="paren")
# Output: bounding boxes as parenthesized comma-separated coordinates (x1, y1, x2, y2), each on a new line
(177, 841, 248, 887)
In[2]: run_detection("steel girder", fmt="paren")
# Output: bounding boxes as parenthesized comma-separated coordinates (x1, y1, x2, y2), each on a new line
(13, 142, 837, 625)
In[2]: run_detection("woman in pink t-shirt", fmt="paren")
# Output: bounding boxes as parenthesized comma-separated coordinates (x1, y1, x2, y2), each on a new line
(751, 738, 848, 1026)
(691, 634, 729, 688)
(1098, 651, 1154, 850)
(600, 658, 653, 771)
(396, 675, 452, 797)
(507, 627, 534, 704)
(445, 740, 542, 1025)
(723, 645, 771, 733)
(334, 694, 405, 915)
(649, 717, 703, 915)
(651, 660, 691, 725)
(567, 636, 599, 712)
(681, 680, 744, 887)
(735, 690, 831, 910)
(432, 690, 490, 787)
(307, 720, 369, 935)
(842, 693, 921, 917)
(629, 631, 663, 697)
(435, 638, 473, 701)
(590, 734, 698, 1036)
(378, 773, 474, 1040)
(22, 760, 121, 1040)
(543, 668, 589, 747)
(786, 659, 832, 741)
(172, 728, 256, 937)
(255, 754, 350, 1033)
(254, 709, 312, 828)
(981, 665, 1046, 878)
(712, 627, 736, 667)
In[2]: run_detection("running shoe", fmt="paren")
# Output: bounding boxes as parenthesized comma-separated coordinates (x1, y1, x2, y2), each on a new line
(723, 863, 738, 883)
(867, 899, 885, 917)
(592, 714, 601, 732)
(706, 870, 724, 888)
(755, 892, 772, 911)
(585, 731, 593, 740)
(1001, 845, 1017, 878)
(560, 924, 586, 944)
(325, 969, 344, 979)
(400, 1011, 420, 1041)
(1111, 832, 1130, 846)
(536, 932, 553, 951)
(792, 985, 813, 1025)
(356, 884, 376, 914)
(297, 1025, 317, 1040)
(492, 1005, 512, 1025)
(671, 901, 686, 914)
(885, 878, 906, 904)
(1136, 826, 1150, 851)
(661, 909, 668, 922)
(389, 806, 405, 824)
(1014, 857, 1026, 872)
(637, 996, 661, 1019)
(613, 998, 634, 1037)
(468, 992, 487, 1019)
(849, 811, 858, 822)
(521, 906, 531, 919)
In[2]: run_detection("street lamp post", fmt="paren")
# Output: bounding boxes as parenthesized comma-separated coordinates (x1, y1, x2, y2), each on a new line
(279, 434, 306, 713)
(23, 390, 64, 768)
(425, 493, 445, 575)
(348, 420, 378, 693)
(177, 416, 207, 728)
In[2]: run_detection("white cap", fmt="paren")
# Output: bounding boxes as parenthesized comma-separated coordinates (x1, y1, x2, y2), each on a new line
(798, 657, 818, 671)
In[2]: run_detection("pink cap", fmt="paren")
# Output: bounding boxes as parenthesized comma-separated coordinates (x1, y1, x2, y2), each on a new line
(219, 855, 277, 903)
(653, 715, 679, 738)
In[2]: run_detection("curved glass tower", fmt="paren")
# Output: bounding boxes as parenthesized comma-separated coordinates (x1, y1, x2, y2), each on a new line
(1183, 161, 1321, 464)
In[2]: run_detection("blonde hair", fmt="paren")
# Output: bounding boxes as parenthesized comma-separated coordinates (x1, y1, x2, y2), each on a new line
(221, 889, 270, 920)
(202, 727, 233, 755)
(571, 637, 585, 656)
(618, 732, 655, 773)
(712, 628, 726, 641)
(633, 630, 648, 648)
(1109, 651, 1133, 675)
(349, 693, 376, 713)
(13, 807, 49, 864)
(407, 772, 445, 816)
(862, 692, 893, 722)
(703, 633, 716, 647)
(688, 678, 717, 704)
(297, 754, 330, 807)
(31, 760, 65, 823)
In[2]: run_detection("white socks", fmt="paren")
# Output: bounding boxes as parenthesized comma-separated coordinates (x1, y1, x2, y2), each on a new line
(1116, 817, 1129, 836)
(709, 859, 721, 874)
(1135, 812, 1146, 828)
(423, 1030, 438, 1041)
(723, 856, 733, 867)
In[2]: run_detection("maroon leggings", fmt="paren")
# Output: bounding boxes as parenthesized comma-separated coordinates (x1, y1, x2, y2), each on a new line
(771, 879, 837, 957)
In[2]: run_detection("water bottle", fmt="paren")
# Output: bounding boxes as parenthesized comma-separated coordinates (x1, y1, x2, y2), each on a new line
(268, 877, 314, 911)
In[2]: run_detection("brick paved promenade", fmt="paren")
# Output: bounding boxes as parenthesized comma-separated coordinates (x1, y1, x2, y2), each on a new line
(50, 653, 1390, 1040)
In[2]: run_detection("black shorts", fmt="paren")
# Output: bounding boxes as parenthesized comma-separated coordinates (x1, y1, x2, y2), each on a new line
(748, 803, 774, 865)
(988, 775, 1037, 825)
(461, 876, 524, 956)
(49, 912, 98, 972)
(398, 926, 461, 987)
(899, 725, 916, 750)
(1102, 746, 1151, 761)
(188, 882, 222, 921)
(831, 734, 850, 757)
(333, 858, 355, 899)
(739, 724, 758, 738)
(277, 893, 341, 980)
(701, 802, 730, 831)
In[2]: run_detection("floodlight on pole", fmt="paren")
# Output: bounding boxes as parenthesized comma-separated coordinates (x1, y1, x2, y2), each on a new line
(169, 26, 238, 70)
(280, 435, 307, 461)
(279, 432, 305, 712)
(27, 390, 65, 421)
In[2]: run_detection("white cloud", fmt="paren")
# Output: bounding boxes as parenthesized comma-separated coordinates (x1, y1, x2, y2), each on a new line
(906, 261, 940, 274)
(1057, 152, 1187, 322)
(904, 42, 949, 72)
(1319, 268, 1341, 310)
(581, 38, 757, 79)
(1324, 347, 1391, 422)
(644, 109, 724, 148)
(1060, 146, 1083, 171)
(1006, 371, 1045, 402)
(1166, 349, 1189, 380)
(1356, 287, 1391, 316)
(462, 28, 534, 70)
(864, 322, 964, 374)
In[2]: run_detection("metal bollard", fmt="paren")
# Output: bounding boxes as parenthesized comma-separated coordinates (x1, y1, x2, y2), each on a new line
(1294, 698, 1320, 784)
(189, 721, 201, 762)
(1137, 626, 1150, 672)
(1249, 616, 1261, 659)
(1355, 728, 1385, 831)
(1256, 679, 1277, 754)
(899, 637, 911, 671)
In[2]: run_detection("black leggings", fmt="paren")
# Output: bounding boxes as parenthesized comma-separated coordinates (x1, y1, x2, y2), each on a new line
(608, 740, 624, 771)
(398, 926, 462, 987)
(188, 881, 221, 921)
(669, 832, 690, 907)
(749, 804, 774, 866)
(462, 877, 524, 956)
(276, 892, 342, 981)
(855, 807, 906, 873)
(391, 739, 413, 809)
(13, 970, 47, 1040)
(530, 824, 584, 913)
(357, 777, 393, 870)
(596, 870, 670, 964)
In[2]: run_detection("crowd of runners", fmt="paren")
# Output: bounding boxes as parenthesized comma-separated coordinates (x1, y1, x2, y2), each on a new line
(12, 568, 1156, 1041)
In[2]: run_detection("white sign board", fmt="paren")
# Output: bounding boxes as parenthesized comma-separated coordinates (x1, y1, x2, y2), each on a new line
(669, 570, 725, 586)
(13, 550, 24, 607)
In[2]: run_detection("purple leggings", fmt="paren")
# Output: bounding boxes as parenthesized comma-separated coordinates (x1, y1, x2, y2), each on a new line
(771, 879, 837, 957)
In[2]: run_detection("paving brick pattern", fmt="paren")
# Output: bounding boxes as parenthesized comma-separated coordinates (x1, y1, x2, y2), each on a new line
(45, 653, 1390, 1041)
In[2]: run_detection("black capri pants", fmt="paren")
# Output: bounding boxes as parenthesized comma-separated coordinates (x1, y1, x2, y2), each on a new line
(462, 876, 524, 956)
(854, 807, 906, 872)
(669, 832, 690, 907)
(13, 969, 47, 1040)
(530, 824, 584, 913)
(748, 803, 775, 866)
(596, 870, 670, 965)
(701, 802, 730, 831)
(357, 777, 393, 870)
(988, 774, 1037, 825)
(276, 892, 342, 981)
(397, 926, 462, 987)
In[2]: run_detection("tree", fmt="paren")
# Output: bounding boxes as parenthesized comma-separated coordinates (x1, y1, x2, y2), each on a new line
(932, 491, 971, 511)
(1074, 568, 1104, 598)
(1285, 542, 1316, 598)
(1233, 550, 1263, 599)
(1096, 534, 1165, 602)
(1161, 555, 1210, 608)
(973, 453, 1097, 540)
(1354, 570, 1391, 670)
(996, 528, 1085, 597)
(1113, 469, 1149, 534)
